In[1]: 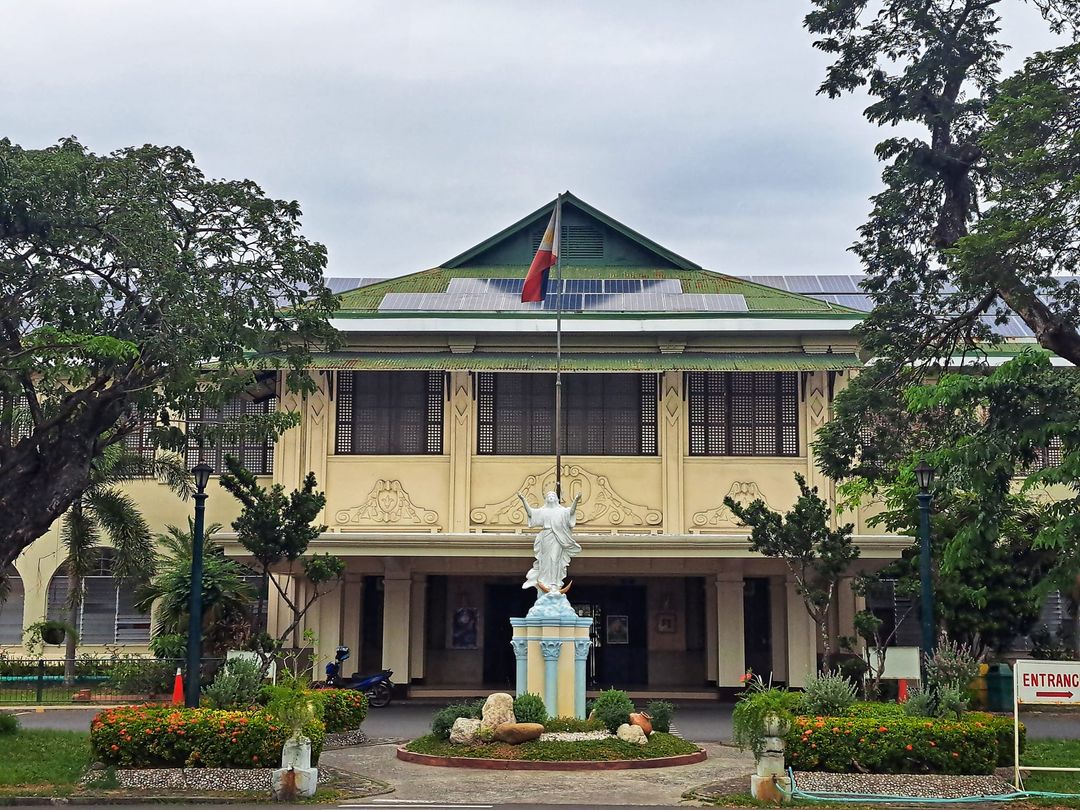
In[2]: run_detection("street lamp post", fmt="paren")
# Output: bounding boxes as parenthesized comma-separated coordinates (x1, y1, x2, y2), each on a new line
(914, 459, 936, 678)
(185, 463, 213, 708)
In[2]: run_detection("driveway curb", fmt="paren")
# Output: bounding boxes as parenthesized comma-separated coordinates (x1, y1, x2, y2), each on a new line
(395, 744, 708, 770)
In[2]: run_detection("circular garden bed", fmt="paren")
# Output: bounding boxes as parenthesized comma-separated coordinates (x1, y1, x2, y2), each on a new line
(398, 732, 706, 771)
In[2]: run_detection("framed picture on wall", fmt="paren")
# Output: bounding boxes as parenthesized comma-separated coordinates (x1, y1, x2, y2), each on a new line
(656, 611, 677, 634)
(451, 607, 479, 649)
(606, 614, 629, 645)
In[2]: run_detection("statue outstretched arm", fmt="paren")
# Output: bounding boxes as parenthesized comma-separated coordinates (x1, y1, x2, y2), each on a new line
(569, 494, 582, 527)
(517, 493, 534, 522)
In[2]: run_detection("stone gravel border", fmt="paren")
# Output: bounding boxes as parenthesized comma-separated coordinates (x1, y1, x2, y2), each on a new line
(108, 767, 331, 792)
(792, 770, 1017, 799)
(324, 728, 369, 749)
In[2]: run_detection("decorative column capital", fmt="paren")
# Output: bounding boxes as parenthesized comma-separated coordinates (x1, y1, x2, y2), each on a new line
(510, 639, 528, 660)
(573, 639, 591, 661)
(539, 640, 563, 662)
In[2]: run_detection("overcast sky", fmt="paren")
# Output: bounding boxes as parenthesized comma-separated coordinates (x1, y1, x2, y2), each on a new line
(1, 2, 1064, 277)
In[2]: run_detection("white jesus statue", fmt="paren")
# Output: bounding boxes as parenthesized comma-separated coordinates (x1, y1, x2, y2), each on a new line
(518, 491, 582, 591)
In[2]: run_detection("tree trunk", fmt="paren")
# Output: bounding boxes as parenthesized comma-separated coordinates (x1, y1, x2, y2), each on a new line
(0, 393, 127, 570)
(64, 566, 80, 686)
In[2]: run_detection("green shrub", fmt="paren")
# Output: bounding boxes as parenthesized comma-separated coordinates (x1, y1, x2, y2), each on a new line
(801, 671, 857, 717)
(0, 713, 18, 734)
(201, 658, 263, 710)
(925, 637, 981, 695)
(902, 687, 935, 718)
(315, 689, 368, 732)
(513, 693, 547, 724)
(591, 688, 634, 734)
(543, 716, 605, 733)
(106, 656, 176, 695)
(846, 701, 905, 718)
(968, 711, 1026, 766)
(90, 705, 324, 768)
(148, 634, 186, 660)
(787, 714, 997, 774)
(431, 700, 484, 740)
(646, 700, 675, 733)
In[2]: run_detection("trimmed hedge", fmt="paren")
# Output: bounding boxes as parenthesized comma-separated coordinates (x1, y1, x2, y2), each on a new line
(316, 689, 368, 733)
(786, 712, 1023, 775)
(90, 705, 325, 769)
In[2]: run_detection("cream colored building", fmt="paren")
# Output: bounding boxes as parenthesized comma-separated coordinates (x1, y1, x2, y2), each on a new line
(0, 194, 909, 695)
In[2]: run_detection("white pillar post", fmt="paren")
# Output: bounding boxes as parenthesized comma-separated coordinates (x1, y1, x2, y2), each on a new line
(409, 573, 427, 682)
(381, 575, 412, 685)
(716, 563, 746, 687)
(785, 575, 817, 687)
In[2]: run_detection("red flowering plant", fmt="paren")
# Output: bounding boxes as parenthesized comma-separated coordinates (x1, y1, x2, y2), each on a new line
(90, 705, 325, 769)
(785, 714, 999, 774)
(315, 689, 368, 733)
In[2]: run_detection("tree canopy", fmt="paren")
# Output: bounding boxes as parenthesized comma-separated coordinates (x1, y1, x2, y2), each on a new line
(0, 138, 337, 569)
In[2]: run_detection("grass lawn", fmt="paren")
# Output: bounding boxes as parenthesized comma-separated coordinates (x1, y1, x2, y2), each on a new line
(0, 729, 89, 793)
(405, 731, 700, 761)
(1023, 739, 1080, 796)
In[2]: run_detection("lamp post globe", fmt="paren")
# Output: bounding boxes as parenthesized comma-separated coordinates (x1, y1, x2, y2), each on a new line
(915, 459, 936, 678)
(185, 463, 213, 708)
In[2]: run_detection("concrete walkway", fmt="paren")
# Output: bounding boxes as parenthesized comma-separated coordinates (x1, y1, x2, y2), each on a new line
(321, 741, 752, 806)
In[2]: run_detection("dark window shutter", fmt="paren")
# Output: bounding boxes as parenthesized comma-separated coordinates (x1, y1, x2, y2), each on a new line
(687, 372, 798, 457)
(335, 371, 443, 455)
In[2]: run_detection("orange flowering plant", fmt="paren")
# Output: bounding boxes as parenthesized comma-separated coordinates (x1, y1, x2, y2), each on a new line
(90, 705, 325, 768)
(314, 688, 368, 733)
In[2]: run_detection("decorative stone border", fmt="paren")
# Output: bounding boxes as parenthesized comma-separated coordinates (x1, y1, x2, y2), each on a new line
(107, 767, 331, 792)
(396, 745, 707, 771)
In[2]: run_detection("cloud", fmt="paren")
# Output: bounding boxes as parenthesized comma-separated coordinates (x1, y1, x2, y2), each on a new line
(0, 0, 1065, 277)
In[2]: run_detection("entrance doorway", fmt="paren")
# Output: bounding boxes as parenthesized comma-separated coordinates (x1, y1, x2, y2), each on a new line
(743, 577, 772, 679)
(482, 584, 535, 688)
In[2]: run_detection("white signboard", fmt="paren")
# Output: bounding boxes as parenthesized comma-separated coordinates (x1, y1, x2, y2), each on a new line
(1014, 659, 1080, 705)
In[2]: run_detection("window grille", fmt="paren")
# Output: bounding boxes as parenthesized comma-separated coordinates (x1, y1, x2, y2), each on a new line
(0, 392, 31, 446)
(0, 565, 23, 644)
(687, 372, 799, 456)
(864, 580, 921, 648)
(334, 371, 443, 455)
(46, 551, 150, 645)
(185, 396, 277, 474)
(1037, 436, 1064, 468)
(120, 407, 157, 469)
(476, 372, 657, 456)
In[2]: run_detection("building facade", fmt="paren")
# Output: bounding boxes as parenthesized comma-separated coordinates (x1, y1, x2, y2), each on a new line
(1, 194, 910, 694)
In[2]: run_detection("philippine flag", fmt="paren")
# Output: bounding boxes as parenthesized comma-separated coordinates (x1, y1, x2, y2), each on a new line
(521, 203, 561, 303)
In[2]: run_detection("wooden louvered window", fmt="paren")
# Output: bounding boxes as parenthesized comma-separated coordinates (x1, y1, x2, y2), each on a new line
(476, 372, 657, 456)
(687, 372, 799, 456)
(530, 225, 605, 260)
(46, 551, 150, 645)
(186, 396, 277, 474)
(0, 565, 23, 645)
(120, 408, 157, 470)
(335, 371, 443, 455)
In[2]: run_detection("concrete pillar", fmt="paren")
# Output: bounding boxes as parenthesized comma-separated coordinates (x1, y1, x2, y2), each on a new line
(659, 371, 685, 534)
(340, 578, 363, 670)
(540, 640, 561, 716)
(716, 565, 746, 687)
(785, 575, 818, 687)
(381, 575, 412, 685)
(705, 576, 719, 685)
(837, 575, 859, 643)
(314, 581, 343, 670)
(447, 371, 473, 533)
(409, 573, 427, 683)
(573, 639, 590, 719)
(769, 577, 788, 682)
(511, 639, 528, 696)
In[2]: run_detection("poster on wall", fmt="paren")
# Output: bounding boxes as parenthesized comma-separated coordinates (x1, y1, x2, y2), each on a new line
(451, 607, 479, 649)
(606, 614, 629, 645)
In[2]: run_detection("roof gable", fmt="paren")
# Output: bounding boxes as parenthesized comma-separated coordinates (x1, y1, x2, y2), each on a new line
(443, 192, 700, 270)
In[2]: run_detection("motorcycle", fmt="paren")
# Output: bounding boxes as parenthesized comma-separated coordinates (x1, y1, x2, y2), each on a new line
(318, 645, 394, 708)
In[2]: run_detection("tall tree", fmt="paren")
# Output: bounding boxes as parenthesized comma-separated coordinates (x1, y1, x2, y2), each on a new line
(0, 138, 337, 570)
(218, 456, 344, 644)
(725, 473, 860, 671)
(58, 445, 191, 680)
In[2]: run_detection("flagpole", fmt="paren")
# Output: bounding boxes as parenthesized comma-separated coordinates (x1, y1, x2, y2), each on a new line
(554, 192, 564, 501)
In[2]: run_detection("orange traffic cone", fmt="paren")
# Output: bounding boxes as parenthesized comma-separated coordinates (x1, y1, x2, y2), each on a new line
(172, 667, 184, 705)
(898, 678, 909, 703)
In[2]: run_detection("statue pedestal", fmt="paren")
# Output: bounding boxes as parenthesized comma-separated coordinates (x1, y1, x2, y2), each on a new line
(510, 592, 592, 719)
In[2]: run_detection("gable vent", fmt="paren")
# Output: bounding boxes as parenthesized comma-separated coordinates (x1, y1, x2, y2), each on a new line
(531, 225, 604, 260)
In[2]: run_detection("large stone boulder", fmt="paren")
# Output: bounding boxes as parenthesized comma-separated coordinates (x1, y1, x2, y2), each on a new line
(493, 722, 544, 745)
(616, 723, 648, 746)
(449, 717, 482, 745)
(480, 692, 516, 734)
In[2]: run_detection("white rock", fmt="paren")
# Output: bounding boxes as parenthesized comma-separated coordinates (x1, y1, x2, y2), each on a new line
(480, 692, 516, 734)
(450, 717, 482, 745)
(616, 723, 648, 746)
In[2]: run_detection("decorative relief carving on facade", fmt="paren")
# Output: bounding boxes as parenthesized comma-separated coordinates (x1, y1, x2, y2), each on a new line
(663, 379, 681, 424)
(471, 464, 662, 528)
(691, 481, 770, 528)
(453, 381, 470, 424)
(335, 479, 439, 526)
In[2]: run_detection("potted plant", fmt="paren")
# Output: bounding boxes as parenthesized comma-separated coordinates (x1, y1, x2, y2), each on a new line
(267, 675, 319, 800)
(732, 672, 800, 760)
(23, 620, 78, 649)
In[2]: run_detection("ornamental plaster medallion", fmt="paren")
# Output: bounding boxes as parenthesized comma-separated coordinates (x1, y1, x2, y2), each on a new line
(470, 464, 662, 527)
(335, 479, 438, 526)
(692, 481, 770, 528)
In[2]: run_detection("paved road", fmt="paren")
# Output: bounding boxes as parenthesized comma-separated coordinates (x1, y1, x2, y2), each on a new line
(8, 699, 1080, 740)
(63, 805, 695, 809)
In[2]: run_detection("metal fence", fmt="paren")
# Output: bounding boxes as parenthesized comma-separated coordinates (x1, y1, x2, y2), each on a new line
(0, 656, 224, 705)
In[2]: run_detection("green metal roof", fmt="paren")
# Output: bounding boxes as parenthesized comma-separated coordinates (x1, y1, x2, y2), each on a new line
(336, 266, 857, 316)
(303, 352, 863, 372)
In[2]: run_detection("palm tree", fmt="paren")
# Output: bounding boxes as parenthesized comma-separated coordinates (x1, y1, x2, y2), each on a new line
(59, 445, 192, 681)
(136, 521, 257, 655)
